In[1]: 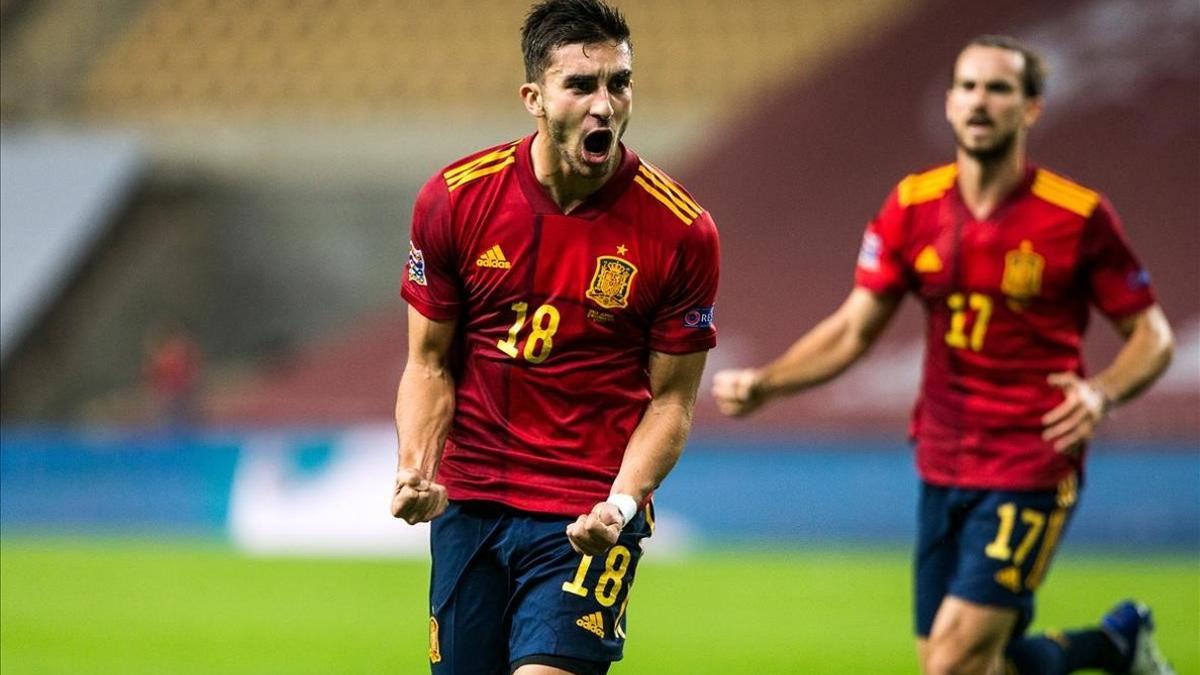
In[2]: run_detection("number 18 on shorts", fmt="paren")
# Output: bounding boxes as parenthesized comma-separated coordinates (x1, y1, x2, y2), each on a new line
(428, 501, 654, 671)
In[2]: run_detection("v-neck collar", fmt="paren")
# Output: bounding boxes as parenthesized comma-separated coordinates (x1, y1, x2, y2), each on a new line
(514, 133, 639, 219)
(949, 163, 1038, 223)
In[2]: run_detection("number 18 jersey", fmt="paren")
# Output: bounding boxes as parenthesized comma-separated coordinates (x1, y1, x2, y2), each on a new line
(855, 163, 1156, 490)
(402, 134, 720, 516)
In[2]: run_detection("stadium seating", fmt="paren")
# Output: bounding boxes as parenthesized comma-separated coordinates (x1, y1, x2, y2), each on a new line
(81, 0, 915, 121)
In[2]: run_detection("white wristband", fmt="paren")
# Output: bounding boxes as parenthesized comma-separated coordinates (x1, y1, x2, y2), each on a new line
(606, 493, 638, 528)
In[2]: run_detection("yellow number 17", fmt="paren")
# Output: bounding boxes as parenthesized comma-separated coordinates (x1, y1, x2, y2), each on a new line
(945, 292, 993, 352)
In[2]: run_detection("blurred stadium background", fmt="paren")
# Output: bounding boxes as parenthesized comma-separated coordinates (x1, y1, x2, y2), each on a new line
(1, 0, 1197, 672)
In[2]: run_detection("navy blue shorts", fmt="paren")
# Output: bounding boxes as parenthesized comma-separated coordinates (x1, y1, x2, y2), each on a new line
(427, 499, 653, 673)
(914, 475, 1079, 638)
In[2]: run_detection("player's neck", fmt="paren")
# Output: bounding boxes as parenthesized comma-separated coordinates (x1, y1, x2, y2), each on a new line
(531, 131, 619, 214)
(956, 148, 1026, 221)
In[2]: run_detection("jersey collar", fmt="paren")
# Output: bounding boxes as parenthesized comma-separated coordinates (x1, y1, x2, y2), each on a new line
(515, 133, 640, 218)
(948, 162, 1039, 223)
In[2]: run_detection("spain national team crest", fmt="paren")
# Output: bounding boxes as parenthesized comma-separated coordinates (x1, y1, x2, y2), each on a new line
(1001, 239, 1044, 309)
(586, 255, 638, 309)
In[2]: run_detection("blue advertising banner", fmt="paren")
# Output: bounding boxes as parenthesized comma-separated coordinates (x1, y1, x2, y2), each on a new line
(2, 427, 1196, 554)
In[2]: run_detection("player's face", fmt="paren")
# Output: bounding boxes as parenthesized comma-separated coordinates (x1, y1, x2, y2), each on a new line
(945, 45, 1042, 161)
(526, 40, 632, 179)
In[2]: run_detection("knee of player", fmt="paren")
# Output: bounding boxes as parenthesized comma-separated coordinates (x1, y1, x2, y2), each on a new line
(923, 641, 1003, 675)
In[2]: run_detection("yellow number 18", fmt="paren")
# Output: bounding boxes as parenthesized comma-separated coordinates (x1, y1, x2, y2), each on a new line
(497, 301, 560, 364)
(560, 545, 632, 607)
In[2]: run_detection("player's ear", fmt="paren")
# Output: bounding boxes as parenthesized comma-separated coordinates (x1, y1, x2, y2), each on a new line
(1023, 95, 1044, 128)
(520, 82, 544, 118)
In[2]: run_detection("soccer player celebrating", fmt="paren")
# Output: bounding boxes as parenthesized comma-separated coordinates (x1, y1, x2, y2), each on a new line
(712, 36, 1175, 675)
(393, 1, 719, 672)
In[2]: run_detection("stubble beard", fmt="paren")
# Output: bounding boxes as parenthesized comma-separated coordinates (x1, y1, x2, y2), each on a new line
(547, 116, 620, 179)
(956, 126, 1018, 164)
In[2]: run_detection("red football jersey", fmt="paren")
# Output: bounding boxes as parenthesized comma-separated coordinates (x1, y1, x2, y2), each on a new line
(855, 163, 1156, 490)
(401, 134, 720, 516)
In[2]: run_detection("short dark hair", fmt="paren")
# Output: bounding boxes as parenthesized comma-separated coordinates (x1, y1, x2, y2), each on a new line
(521, 0, 631, 83)
(955, 35, 1046, 98)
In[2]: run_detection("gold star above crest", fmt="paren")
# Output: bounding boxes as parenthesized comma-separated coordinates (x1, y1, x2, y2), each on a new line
(616, 244, 628, 255)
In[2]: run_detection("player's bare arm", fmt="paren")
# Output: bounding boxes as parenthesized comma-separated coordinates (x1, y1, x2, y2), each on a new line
(391, 305, 456, 524)
(1042, 304, 1174, 452)
(712, 287, 902, 417)
(566, 349, 707, 555)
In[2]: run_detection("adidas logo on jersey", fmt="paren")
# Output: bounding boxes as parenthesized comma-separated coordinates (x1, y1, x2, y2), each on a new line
(914, 245, 943, 273)
(575, 611, 605, 638)
(476, 245, 512, 269)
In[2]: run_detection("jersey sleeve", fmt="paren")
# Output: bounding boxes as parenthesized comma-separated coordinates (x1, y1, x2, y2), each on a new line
(401, 174, 462, 321)
(1082, 198, 1157, 320)
(649, 212, 720, 354)
(853, 188, 908, 295)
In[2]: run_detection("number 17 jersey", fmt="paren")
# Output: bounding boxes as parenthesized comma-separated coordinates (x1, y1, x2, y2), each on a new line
(401, 134, 720, 516)
(855, 163, 1156, 490)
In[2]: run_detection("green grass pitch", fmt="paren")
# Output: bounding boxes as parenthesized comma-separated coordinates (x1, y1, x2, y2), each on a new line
(2, 538, 1196, 673)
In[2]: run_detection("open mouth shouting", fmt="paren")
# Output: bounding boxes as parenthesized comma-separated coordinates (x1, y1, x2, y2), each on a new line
(582, 128, 615, 165)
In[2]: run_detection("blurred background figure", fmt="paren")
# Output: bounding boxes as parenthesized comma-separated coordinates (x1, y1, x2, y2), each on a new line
(141, 319, 202, 426)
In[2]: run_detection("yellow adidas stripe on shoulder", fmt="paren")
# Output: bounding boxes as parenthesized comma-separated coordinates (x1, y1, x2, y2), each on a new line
(443, 141, 520, 192)
(634, 163, 703, 225)
(641, 163, 702, 214)
(897, 164, 957, 207)
(1031, 169, 1099, 218)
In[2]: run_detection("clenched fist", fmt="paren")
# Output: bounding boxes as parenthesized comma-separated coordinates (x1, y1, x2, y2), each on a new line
(711, 368, 767, 417)
(390, 468, 449, 524)
(566, 502, 624, 556)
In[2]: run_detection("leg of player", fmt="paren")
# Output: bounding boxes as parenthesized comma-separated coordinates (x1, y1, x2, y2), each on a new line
(513, 663, 603, 675)
(505, 506, 649, 675)
(920, 596, 1018, 675)
(1005, 600, 1176, 675)
(1005, 626, 1115, 674)
(428, 503, 510, 673)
